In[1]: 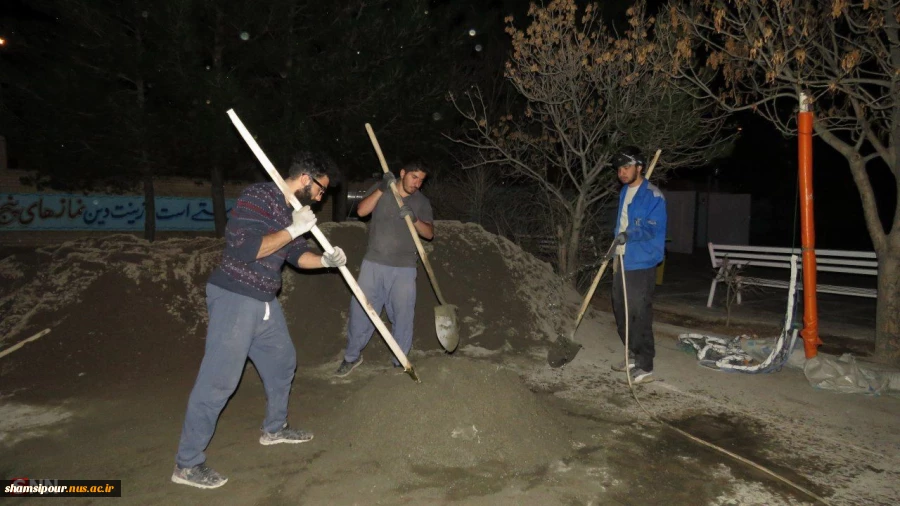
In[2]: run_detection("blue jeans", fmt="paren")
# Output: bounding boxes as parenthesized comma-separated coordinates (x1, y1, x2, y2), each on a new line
(175, 283, 297, 468)
(345, 260, 417, 366)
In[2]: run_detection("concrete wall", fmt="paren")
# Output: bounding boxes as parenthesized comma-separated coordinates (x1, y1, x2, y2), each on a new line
(0, 168, 334, 222)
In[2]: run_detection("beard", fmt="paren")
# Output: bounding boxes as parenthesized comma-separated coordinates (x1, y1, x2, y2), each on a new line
(294, 183, 316, 207)
(619, 168, 640, 186)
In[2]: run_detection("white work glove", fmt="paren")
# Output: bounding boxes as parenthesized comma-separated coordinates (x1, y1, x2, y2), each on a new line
(285, 206, 317, 240)
(320, 247, 347, 268)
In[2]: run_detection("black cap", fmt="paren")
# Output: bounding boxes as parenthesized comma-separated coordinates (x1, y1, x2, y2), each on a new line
(612, 146, 645, 168)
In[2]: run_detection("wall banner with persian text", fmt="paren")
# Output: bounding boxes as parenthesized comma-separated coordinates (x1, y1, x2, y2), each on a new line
(0, 194, 237, 231)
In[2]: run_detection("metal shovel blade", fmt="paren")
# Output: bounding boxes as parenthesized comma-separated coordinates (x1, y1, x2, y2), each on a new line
(547, 333, 582, 368)
(435, 304, 459, 353)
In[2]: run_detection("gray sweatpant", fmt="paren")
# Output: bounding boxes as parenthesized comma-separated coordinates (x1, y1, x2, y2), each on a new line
(175, 283, 296, 468)
(344, 259, 417, 366)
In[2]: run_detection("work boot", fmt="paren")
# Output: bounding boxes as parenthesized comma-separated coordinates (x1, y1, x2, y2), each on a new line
(259, 423, 314, 445)
(334, 356, 363, 377)
(171, 463, 228, 489)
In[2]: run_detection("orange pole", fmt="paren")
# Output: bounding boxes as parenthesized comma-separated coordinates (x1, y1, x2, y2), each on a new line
(798, 94, 822, 358)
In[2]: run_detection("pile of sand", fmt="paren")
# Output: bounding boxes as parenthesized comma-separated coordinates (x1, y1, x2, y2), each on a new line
(320, 356, 572, 471)
(0, 234, 222, 345)
(1, 221, 580, 397)
(283, 221, 574, 366)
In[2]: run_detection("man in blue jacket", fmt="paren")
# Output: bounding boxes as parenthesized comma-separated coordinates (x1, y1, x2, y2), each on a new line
(609, 147, 667, 384)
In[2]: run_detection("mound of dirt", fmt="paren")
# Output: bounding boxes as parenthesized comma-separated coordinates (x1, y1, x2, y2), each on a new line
(1, 222, 578, 397)
(284, 221, 570, 366)
(0, 235, 223, 398)
(320, 356, 571, 471)
(0, 234, 222, 344)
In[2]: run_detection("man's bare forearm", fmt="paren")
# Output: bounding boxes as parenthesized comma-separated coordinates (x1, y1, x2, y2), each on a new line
(356, 190, 381, 217)
(415, 220, 434, 240)
(296, 251, 327, 269)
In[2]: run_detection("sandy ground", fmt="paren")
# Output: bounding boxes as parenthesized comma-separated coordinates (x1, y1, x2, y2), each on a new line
(1, 222, 898, 505)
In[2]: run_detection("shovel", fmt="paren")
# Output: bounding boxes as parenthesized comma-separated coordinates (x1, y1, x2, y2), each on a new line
(548, 149, 661, 368)
(365, 124, 460, 353)
(227, 109, 420, 382)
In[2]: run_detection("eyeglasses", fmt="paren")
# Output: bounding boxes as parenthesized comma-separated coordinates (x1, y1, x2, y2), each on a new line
(310, 177, 327, 197)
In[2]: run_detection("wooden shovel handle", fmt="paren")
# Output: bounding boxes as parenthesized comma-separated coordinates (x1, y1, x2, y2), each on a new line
(0, 328, 51, 360)
(365, 123, 448, 306)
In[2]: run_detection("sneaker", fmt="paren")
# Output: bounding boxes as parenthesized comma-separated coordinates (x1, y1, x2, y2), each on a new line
(259, 423, 314, 445)
(623, 368, 654, 385)
(611, 359, 635, 372)
(334, 356, 363, 377)
(171, 463, 228, 489)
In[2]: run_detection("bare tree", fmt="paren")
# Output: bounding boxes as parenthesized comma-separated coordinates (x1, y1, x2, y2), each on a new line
(24, 0, 166, 240)
(448, 0, 731, 280)
(458, 165, 502, 224)
(654, 0, 900, 363)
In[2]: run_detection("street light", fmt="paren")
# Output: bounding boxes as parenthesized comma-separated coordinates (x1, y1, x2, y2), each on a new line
(0, 38, 6, 46)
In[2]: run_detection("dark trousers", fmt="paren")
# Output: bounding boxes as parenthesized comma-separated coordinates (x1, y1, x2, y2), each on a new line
(176, 284, 296, 468)
(611, 265, 657, 371)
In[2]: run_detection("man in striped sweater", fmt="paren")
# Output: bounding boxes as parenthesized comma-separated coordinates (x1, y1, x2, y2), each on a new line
(172, 152, 345, 490)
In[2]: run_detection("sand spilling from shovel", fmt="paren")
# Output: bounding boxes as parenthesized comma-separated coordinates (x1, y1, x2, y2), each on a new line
(320, 356, 572, 471)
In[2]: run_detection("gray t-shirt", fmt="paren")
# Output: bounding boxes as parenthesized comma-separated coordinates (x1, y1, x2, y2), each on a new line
(363, 183, 434, 268)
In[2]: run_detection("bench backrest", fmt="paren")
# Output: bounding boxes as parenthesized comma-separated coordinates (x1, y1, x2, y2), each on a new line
(708, 242, 877, 276)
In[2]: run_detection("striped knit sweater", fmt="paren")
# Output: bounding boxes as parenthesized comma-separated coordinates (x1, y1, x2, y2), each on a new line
(208, 182, 312, 301)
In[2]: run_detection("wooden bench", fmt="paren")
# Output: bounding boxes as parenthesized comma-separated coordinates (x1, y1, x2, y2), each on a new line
(706, 242, 877, 308)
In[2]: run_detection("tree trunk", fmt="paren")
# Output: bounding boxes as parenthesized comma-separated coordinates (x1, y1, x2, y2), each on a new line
(142, 167, 156, 242)
(332, 180, 348, 222)
(817, 138, 899, 365)
(211, 162, 226, 236)
(211, 6, 227, 236)
(566, 223, 582, 284)
(875, 237, 900, 365)
(282, 0, 298, 161)
(564, 196, 587, 285)
(556, 224, 568, 277)
(134, 16, 154, 242)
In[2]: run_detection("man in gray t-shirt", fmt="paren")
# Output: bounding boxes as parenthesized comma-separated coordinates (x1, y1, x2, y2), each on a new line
(335, 161, 434, 376)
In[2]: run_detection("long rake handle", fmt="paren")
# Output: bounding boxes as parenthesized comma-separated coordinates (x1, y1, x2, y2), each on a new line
(0, 328, 51, 360)
(571, 149, 662, 332)
(365, 123, 448, 306)
(226, 109, 416, 378)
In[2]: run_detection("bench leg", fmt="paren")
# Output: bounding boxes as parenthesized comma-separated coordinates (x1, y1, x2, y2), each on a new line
(707, 279, 718, 308)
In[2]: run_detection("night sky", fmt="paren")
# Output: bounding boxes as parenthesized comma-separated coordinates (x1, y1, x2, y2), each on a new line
(1, 0, 894, 251)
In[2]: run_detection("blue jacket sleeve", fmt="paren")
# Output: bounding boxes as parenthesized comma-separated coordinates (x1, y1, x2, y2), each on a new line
(626, 193, 666, 243)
